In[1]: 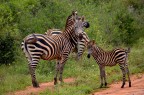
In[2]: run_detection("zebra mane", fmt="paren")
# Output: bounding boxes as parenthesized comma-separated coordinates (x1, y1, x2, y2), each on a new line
(65, 15, 74, 28)
(93, 44, 105, 55)
(65, 11, 77, 28)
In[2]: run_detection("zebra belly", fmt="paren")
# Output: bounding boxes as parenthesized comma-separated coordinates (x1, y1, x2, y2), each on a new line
(41, 53, 61, 60)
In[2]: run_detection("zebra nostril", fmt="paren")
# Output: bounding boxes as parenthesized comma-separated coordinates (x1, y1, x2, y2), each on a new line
(87, 54, 91, 58)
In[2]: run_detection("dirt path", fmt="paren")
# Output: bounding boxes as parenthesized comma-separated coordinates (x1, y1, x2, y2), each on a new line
(8, 78, 75, 95)
(8, 74, 144, 95)
(92, 73, 144, 95)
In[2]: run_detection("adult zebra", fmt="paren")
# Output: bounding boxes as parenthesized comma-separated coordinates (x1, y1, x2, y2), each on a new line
(87, 40, 131, 88)
(21, 11, 89, 87)
(45, 28, 90, 60)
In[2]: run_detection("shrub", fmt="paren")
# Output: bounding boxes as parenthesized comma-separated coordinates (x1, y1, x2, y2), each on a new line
(0, 33, 15, 65)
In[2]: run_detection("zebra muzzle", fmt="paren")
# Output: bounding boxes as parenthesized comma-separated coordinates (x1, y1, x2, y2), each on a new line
(78, 33, 83, 40)
(87, 54, 91, 58)
(83, 22, 90, 28)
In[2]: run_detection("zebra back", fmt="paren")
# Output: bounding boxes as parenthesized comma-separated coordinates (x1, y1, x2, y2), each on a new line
(45, 29, 62, 36)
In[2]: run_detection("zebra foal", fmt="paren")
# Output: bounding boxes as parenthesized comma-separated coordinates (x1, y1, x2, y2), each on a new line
(21, 11, 89, 87)
(87, 40, 131, 88)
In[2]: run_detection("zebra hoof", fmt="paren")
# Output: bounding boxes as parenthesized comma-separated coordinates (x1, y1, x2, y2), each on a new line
(32, 81, 39, 88)
(129, 81, 131, 87)
(121, 82, 125, 88)
(99, 83, 103, 88)
(54, 78, 57, 85)
(105, 82, 107, 87)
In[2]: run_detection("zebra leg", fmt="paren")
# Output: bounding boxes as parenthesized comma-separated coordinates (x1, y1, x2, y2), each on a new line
(59, 63, 65, 83)
(28, 64, 39, 87)
(103, 67, 107, 87)
(99, 66, 104, 88)
(119, 64, 126, 88)
(125, 64, 131, 87)
(54, 61, 60, 85)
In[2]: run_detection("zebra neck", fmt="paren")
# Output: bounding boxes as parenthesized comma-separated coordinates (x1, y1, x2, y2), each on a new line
(93, 45, 104, 56)
(64, 25, 77, 40)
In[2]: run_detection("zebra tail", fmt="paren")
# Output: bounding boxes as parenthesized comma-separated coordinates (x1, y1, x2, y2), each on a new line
(25, 34, 37, 44)
(126, 47, 130, 53)
(22, 39, 33, 63)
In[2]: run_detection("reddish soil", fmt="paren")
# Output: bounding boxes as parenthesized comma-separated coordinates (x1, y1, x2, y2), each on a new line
(8, 78, 75, 95)
(92, 73, 144, 95)
(8, 74, 144, 95)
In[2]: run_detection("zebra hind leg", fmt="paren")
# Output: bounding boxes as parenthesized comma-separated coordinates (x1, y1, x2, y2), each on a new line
(119, 64, 126, 88)
(29, 64, 39, 87)
(125, 64, 131, 87)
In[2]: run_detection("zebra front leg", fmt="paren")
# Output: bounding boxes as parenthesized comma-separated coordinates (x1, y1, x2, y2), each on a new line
(59, 63, 65, 84)
(54, 62, 60, 85)
(29, 64, 39, 87)
(103, 67, 107, 87)
(99, 66, 104, 88)
(119, 64, 126, 88)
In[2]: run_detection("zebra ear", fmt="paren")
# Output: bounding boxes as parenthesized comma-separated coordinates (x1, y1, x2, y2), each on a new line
(72, 10, 77, 15)
(82, 16, 85, 22)
(92, 39, 95, 44)
(72, 10, 78, 20)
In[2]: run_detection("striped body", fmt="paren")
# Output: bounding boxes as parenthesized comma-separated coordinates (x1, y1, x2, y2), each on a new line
(22, 33, 74, 61)
(45, 29, 89, 60)
(91, 48, 128, 66)
(21, 11, 89, 87)
(87, 40, 131, 88)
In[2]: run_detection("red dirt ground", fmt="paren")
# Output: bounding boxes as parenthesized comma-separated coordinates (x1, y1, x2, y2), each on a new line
(8, 74, 144, 95)
(8, 78, 75, 95)
(93, 73, 144, 95)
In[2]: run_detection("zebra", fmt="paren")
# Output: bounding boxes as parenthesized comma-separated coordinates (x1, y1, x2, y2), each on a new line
(45, 29, 90, 60)
(45, 29, 62, 36)
(87, 40, 131, 88)
(21, 11, 89, 87)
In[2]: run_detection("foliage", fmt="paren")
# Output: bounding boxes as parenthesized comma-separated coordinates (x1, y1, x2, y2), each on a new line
(0, 0, 144, 94)
(0, 33, 15, 65)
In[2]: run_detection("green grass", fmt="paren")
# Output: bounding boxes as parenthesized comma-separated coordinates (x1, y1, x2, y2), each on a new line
(0, 44, 144, 95)
(0, 0, 144, 95)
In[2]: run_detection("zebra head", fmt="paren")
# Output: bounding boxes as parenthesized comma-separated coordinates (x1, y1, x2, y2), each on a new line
(87, 40, 95, 58)
(74, 16, 90, 40)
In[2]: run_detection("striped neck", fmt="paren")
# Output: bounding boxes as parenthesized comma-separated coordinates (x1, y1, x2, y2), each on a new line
(93, 45, 104, 56)
(63, 24, 77, 46)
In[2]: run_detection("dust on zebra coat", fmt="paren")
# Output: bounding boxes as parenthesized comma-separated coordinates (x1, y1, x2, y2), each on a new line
(21, 11, 89, 87)
(45, 29, 90, 60)
(87, 40, 131, 88)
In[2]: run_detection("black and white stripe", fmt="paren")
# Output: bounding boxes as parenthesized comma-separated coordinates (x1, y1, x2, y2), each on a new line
(21, 11, 89, 87)
(45, 29, 90, 60)
(87, 40, 131, 88)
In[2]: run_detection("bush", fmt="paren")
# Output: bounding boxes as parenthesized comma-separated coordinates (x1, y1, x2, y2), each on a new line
(0, 33, 15, 65)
